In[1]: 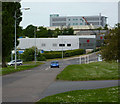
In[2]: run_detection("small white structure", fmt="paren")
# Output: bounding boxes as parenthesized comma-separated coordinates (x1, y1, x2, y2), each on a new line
(98, 54, 102, 61)
(17, 35, 96, 51)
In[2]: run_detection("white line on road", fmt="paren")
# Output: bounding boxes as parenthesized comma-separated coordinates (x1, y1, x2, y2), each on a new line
(45, 67, 49, 70)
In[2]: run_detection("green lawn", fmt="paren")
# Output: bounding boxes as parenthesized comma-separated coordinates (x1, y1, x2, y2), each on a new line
(56, 62, 118, 81)
(0, 62, 43, 75)
(37, 86, 119, 103)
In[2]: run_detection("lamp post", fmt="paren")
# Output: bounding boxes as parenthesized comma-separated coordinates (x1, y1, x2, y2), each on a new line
(14, 8, 30, 69)
(34, 27, 37, 65)
(61, 25, 64, 65)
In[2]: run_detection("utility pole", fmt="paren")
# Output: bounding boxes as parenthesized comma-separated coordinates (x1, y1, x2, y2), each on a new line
(14, 8, 30, 69)
(61, 25, 64, 65)
(34, 28, 37, 64)
(14, 11, 17, 69)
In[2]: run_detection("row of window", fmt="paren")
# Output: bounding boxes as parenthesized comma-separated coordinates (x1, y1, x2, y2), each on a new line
(68, 18, 84, 21)
(72, 23, 83, 25)
(41, 43, 71, 47)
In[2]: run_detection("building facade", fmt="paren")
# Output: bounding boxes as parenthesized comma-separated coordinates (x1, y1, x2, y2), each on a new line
(18, 35, 96, 51)
(118, 1, 120, 23)
(50, 14, 107, 27)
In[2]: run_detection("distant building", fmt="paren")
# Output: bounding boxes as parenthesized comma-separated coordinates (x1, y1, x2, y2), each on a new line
(50, 14, 107, 27)
(118, 1, 120, 23)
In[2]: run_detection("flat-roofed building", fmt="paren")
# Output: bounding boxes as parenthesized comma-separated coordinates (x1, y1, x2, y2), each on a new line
(17, 35, 96, 51)
(50, 14, 107, 27)
(118, 1, 120, 23)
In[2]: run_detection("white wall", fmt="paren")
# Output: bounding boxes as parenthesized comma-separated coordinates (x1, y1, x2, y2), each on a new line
(18, 35, 95, 51)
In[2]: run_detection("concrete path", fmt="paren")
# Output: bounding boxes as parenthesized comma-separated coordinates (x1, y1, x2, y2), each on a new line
(40, 80, 119, 99)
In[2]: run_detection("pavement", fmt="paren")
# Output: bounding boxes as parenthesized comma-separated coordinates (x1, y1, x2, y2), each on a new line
(2, 53, 119, 103)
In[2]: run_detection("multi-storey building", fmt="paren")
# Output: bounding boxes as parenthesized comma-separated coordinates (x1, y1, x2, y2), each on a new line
(118, 1, 120, 23)
(50, 14, 107, 27)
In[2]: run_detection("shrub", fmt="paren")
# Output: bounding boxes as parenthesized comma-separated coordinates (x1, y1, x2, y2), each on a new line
(21, 47, 46, 61)
(43, 49, 85, 59)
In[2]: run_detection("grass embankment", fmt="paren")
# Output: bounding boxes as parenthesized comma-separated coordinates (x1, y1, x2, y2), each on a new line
(37, 86, 119, 103)
(0, 61, 43, 75)
(56, 62, 118, 81)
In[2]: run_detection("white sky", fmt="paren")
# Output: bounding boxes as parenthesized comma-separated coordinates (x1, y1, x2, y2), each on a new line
(20, 1, 119, 29)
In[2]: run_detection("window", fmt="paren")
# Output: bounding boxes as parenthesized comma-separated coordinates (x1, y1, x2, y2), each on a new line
(80, 23, 83, 25)
(68, 19, 70, 21)
(41, 43, 46, 47)
(59, 44, 65, 47)
(67, 44, 71, 47)
(73, 18, 78, 21)
(76, 23, 78, 25)
(53, 44, 57, 47)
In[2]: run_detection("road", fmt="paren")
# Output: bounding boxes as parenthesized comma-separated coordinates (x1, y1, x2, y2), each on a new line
(2, 53, 119, 103)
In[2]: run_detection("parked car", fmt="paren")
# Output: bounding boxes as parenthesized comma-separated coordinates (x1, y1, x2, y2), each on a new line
(7, 59, 23, 66)
(50, 61, 59, 68)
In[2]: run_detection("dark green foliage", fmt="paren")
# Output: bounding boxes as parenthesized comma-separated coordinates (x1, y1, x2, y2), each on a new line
(36, 26, 52, 38)
(6, 51, 20, 62)
(37, 52, 46, 61)
(62, 27, 74, 35)
(21, 26, 74, 38)
(101, 23, 120, 61)
(2, 2, 22, 67)
(22, 25, 37, 38)
(104, 24, 108, 30)
(43, 49, 85, 59)
(21, 47, 35, 61)
(21, 47, 46, 61)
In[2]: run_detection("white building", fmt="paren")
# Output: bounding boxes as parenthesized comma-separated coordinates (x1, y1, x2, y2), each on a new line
(50, 14, 107, 27)
(18, 35, 96, 51)
(118, 1, 120, 23)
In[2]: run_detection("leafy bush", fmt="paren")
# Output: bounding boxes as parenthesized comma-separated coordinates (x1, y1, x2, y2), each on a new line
(43, 49, 85, 59)
(21, 47, 46, 61)
(37, 52, 46, 61)
(21, 47, 35, 61)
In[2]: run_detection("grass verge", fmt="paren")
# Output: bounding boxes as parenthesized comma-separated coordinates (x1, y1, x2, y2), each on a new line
(0, 62, 43, 75)
(37, 86, 119, 103)
(56, 62, 118, 81)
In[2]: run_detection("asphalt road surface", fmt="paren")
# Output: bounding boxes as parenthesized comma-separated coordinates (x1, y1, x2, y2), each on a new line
(2, 53, 119, 103)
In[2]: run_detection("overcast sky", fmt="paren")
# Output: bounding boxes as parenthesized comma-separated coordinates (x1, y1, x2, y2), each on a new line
(20, 1, 119, 29)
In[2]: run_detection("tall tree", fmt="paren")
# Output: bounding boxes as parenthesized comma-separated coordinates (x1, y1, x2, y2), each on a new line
(101, 23, 120, 61)
(22, 25, 37, 38)
(2, 2, 22, 67)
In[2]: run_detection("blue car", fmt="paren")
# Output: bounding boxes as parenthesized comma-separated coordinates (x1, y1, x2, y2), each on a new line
(50, 61, 59, 68)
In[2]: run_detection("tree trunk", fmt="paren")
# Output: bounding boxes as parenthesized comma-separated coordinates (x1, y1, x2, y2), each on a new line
(2, 56, 7, 68)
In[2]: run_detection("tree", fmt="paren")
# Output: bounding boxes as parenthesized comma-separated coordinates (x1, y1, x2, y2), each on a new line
(2, 2, 22, 67)
(36, 26, 49, 38)
(101, 23, 120, 61)
(21, 47, 35, 61)
(21, 47, 46, 61)
(104, 24, 108, 30)
(22, 25, 37, 38)
(62, 27, 74, 35)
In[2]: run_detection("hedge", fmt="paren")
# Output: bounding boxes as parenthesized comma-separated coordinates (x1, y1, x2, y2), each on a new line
(43, 49, 85, 59)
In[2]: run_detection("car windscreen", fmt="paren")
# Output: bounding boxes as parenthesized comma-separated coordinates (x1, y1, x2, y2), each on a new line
(51, 62, 58, 64)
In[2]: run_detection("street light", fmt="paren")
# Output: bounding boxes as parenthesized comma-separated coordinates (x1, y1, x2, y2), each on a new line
(61, 25, 64, 65)
(34, 27, 37, 65)
(14, 8, 30, 69)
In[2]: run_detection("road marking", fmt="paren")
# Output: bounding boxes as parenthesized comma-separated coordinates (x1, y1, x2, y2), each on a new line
(45, 67, 49, 70)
